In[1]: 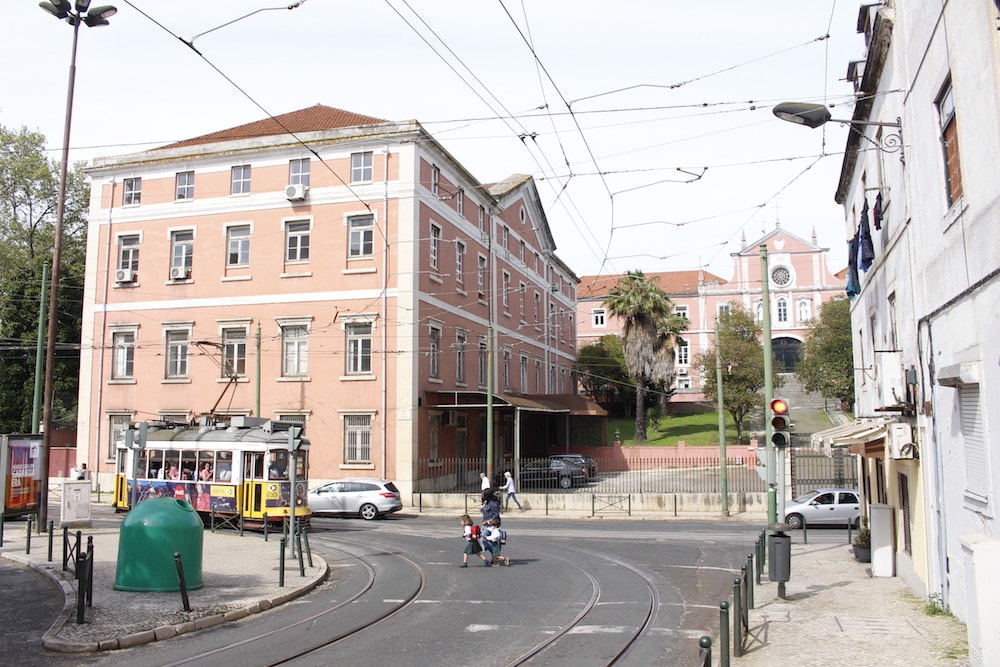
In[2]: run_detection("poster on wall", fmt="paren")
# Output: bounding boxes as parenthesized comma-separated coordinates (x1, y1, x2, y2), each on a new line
(1, 434, 43, 517)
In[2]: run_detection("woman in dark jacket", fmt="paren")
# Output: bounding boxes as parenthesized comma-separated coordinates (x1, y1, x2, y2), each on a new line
(481, 487, 501, 524)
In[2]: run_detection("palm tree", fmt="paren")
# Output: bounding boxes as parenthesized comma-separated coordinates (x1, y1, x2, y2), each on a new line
(603, 271, 687, 440)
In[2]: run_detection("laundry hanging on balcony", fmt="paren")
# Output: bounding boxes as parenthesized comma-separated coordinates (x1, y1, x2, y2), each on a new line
(858, 198, 875, 272)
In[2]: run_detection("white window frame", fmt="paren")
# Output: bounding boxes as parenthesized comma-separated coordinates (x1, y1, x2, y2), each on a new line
(429, 323, 442, 379)
(230, 165, 251, 195)
(477, 255, 487, 296)
(455, 241, 465, 285)
(456, 330, 467, 383)
(345, 319, 373, 375)
(348, 214, 375, 259)
(226, 224, 251, 267)
(351, 152, 373, 183)
(289, 158, 310, 186)
(124, 177, 141, 205)
(170, 228, 194, 278)
(278, 317, 311, 378)
(117, 233, 140, 272)
(592, 308, 606, 327)
(431, 164, 440, 196)
(285, 219, 311, 263)
(163, 324, 193, 379)
(111, 328, 136, 380)
(456, 188, 464, 215)
(430, 223, 441, 271)
(502, 271, 510, 309)
(343, 413, 373, 464)
(175, 171, 194, 200)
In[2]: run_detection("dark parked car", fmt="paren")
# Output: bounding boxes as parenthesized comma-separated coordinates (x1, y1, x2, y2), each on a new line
(549, 454, 597, 479)
(520, 458, 589, 489)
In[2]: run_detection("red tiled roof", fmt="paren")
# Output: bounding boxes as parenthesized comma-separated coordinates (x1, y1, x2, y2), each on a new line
(577, 270, 725, 299)
(158, 104, 389, 150)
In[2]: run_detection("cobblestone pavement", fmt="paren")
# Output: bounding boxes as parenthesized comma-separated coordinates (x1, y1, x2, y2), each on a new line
(0, 506, 326, 653)
(731, 536, 969, 666)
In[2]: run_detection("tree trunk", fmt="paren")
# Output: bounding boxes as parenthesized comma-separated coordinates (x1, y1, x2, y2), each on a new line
(634, 382, 647, 440)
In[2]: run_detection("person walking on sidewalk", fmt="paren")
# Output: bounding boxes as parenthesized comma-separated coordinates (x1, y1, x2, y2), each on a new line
(502, 471, 523, 510)
(460, 514, 489, 567)
(480, 471, 491, 492)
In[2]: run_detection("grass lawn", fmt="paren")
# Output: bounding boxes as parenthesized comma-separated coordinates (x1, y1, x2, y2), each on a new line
(609, 412, 742, 447)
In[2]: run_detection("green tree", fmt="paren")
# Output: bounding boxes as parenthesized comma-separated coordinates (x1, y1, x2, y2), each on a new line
(603, 271, 687, 441)
(796, 297, 855, 409)
(577, 334, 631, 416)
(696, 304, 782, 444)
(0, 124, 88, 432)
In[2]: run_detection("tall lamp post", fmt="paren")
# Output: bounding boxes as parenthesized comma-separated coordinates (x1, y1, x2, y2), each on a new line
(37, 0, 116, 529)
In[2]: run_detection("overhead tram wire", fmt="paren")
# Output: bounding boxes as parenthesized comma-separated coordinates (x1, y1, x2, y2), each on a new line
(121, 0, 374, 215)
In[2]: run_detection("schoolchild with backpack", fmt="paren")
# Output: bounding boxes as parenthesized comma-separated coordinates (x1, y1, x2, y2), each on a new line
(483, 518, 510, 566)
(460, 514, 490, 567)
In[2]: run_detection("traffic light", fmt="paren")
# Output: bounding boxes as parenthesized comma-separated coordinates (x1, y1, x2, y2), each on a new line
(287, 425, 304, 451)
(771, 398, 791, 448)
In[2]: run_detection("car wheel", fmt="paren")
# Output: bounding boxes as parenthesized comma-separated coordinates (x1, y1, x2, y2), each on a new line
(786, 513, 803, 529)
(852, 516, 861, 529)
(558, 476, 572, 489)
(359, 503, 379, 521)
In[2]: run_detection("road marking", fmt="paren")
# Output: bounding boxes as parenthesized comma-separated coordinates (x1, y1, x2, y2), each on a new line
(467, 624, 500, 632)
(567, 625, 628, 634)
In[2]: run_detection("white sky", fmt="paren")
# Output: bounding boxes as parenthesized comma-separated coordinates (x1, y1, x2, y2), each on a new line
(2, 0, 865, 280)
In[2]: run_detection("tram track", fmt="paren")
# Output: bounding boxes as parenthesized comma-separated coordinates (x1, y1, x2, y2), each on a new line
(160, 537, 426, 667)
(504, 544, 660, 667)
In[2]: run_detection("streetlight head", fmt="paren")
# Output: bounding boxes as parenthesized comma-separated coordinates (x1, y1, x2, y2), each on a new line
(39, 0, 71, 19)
(772, 102, 833, 129)
(83, 4, 115, 26)
(75, 0, 92, 12)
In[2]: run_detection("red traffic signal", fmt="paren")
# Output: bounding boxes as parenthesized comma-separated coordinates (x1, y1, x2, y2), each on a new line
(770, 399, 791, 447)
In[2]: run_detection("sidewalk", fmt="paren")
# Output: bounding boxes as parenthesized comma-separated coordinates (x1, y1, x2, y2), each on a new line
(0, 505, 326, 652)
(733, 536, 969, 666)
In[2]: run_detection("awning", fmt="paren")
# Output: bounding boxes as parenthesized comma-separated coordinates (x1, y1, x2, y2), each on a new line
(431, 392, 606, 416)
(810, 417, 895, 457)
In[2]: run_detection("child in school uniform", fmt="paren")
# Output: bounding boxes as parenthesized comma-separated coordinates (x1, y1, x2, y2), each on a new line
(483, 518, 509, 566)
(460, 514, 490, 567)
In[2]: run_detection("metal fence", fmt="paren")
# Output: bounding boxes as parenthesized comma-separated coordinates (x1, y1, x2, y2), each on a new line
(415, 448, 857, 497)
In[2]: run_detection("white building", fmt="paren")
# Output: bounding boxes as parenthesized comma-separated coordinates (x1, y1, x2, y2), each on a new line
(811, 3, 1000, 664)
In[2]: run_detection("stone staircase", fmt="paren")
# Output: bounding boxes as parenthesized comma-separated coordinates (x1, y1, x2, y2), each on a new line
(776, 373, 834, 411)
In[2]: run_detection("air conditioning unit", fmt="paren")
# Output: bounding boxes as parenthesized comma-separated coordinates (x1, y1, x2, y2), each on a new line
(678, 367, 688, 375)
(169, 266, 189, 280)
(284, 183, 307, 201)
(888, 423, 917, 459)
(115, 268, 135, 283)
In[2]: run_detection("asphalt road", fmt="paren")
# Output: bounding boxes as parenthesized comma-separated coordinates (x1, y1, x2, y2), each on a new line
(9, 513, 763, 666)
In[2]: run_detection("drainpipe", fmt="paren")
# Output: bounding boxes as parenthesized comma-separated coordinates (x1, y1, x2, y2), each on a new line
(382, 145, 390, 478)
(93, 179, 117, 485)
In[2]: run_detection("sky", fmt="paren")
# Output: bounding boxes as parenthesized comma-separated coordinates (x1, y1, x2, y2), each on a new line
(2, 0, 865, 281)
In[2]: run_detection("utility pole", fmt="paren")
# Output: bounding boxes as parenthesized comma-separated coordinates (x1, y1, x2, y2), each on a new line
(716, 316, 728, 516)
(32, 263, 50, 433)
(760, 245, 776, 528)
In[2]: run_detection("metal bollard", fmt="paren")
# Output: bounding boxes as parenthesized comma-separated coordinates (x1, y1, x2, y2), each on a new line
(302, 524, 313, 568)
(732, 577, 743, 657)
(25, 515, 33, 554)
(697, 636, 712, 667)
(174, 552, 191, 612)
(263, 513, 269, 541)
(746, 556, 754, 609)
(279, 537, 286, 587)
(47, 520, 55, 562)
(740, 566, 749, 628)
(76, 551, 89, 624)
(295, 526, 305, 576)
(803, 515, 808, 544)
(719, 600, 731, 667)
(86, 536, 94, 606)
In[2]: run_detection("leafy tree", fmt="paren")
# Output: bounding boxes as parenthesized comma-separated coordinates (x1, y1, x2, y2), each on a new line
(577, 334, 631, 416)
(796, 297, 855, 409)
(603, 271, 687, 441)
(0, 124, 87, 432)
(696, 304, 783, 444)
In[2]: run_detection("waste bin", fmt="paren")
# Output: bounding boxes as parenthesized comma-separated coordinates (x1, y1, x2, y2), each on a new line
(114, 497, 204, 592)
(768, 524, 791, 583)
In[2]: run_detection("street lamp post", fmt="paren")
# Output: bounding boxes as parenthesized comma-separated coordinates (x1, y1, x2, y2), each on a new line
(772, 101, 903, 158)
(37, 0, 116, 529)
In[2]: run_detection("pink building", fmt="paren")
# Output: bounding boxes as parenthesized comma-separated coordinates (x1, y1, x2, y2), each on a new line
(577, 225, 845, 406)
(78, 105, 594, 495)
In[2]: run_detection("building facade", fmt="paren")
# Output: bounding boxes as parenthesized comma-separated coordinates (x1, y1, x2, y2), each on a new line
(816, 3, 1000, 664)
(577, 226, 844, 405)
(78, 105, 585, 495)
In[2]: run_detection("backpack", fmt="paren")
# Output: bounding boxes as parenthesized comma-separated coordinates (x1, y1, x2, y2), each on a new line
(469, 524, 481, 540)
(498, 529, 507, 545)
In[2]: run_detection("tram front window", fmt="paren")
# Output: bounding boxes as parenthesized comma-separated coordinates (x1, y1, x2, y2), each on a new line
(269, 450, 289, 480)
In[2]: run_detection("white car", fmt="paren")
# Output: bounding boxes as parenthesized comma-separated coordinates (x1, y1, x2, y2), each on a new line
(784, 488, 860, 529)
(307, 478, 403, 520)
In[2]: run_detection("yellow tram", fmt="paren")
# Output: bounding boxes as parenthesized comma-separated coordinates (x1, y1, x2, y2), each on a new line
(113, 416, 310, 526)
